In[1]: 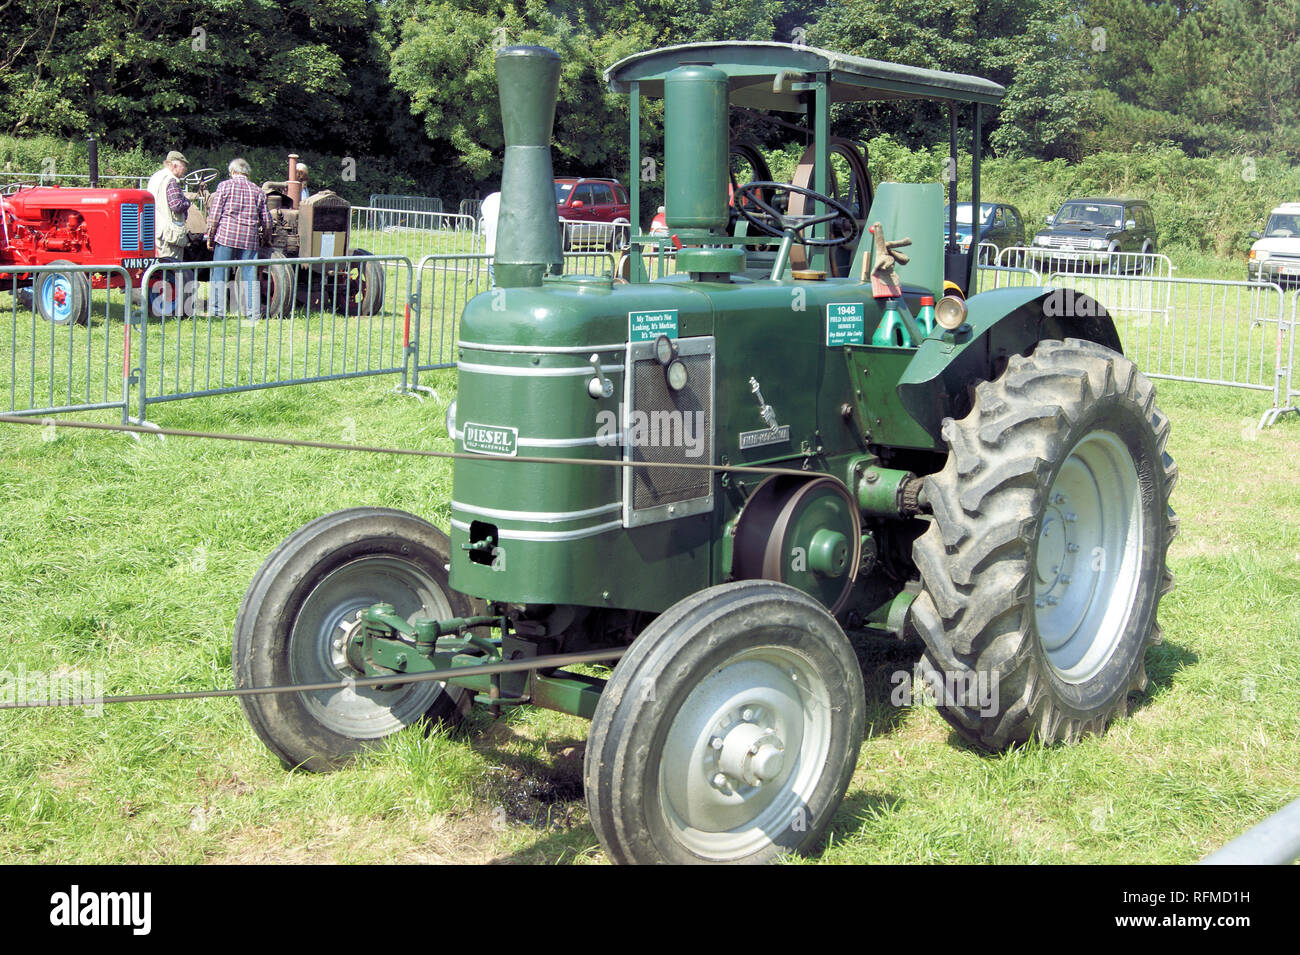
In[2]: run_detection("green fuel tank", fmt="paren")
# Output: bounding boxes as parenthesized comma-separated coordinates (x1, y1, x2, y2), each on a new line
(663, 65, 730, 235)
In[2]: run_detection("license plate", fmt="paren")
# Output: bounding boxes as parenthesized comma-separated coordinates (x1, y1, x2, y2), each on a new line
(121, 257, 153, 270)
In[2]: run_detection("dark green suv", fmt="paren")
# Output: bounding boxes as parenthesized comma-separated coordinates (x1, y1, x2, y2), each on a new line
(1028, 198, 1158, 273)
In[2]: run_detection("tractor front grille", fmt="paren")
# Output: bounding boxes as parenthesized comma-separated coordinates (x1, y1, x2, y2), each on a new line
(140, 203, 155, 250)
(120, 203, 141, 251)
(623, 336, 715, 527)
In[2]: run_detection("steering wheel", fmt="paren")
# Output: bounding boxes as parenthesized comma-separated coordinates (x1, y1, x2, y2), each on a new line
(732, 181, 860, 248)
(184, 168, 219, 189)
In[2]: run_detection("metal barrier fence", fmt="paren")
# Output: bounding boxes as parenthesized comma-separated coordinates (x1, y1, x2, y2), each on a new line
(1, 264, 134, 420)
(1269, 292, 1300, 426)
(459, 198, 484, 223)
(350, 207, 481, 256)
(975, 263, 1043, 292)
(367, 194, 445, 228)
(1, 172, 150, 190)
(412, 254, 490, 375)
(5, 243, 1293, 426)
(561, 219, 630, 252)
(1002, 245, 1175, 320)
(133, 254, 414, 420)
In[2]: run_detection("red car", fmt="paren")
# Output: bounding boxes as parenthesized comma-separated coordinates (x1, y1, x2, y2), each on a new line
(555, 177, 631, 250)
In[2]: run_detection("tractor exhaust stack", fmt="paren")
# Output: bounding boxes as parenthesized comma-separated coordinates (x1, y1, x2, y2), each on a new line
(494, 45, 564, 288)
(287, 154, 302, 209)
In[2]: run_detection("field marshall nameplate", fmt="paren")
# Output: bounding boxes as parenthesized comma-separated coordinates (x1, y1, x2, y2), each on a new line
(462, 422, 518, 456)
(826, 302, 865, 346)
(739, 425, 792, 450)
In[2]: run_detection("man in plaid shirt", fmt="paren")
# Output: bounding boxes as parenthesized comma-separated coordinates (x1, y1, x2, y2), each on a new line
(206, 157, 273, 317)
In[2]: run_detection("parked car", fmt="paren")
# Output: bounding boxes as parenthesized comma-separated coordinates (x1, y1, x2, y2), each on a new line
(944, 201, 1025, 264)
(1247, 203, 1300, 286)
(555, 177, 631, 250)
(1028, 197, 1158, 273)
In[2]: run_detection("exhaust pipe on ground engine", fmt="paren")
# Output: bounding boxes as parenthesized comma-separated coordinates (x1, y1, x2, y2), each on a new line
(87, 137, 99, 188)
(287, 153, 302, 209)
(494, 45, 564, 288)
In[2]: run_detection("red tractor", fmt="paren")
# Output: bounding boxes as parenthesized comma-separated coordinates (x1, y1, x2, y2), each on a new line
(1, 182, 156, 324)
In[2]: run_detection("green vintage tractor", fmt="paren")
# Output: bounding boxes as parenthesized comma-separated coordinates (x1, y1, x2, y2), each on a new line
(232, 43, 1177, 864)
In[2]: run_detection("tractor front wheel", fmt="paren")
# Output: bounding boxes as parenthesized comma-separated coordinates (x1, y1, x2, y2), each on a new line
(233, 507, 480, 771)
(910, 337, 1177, 751)
(338, 248, 383, 316)
(35, 262, 90, 325)
(257, 249, 294, 318)
(584, 580, 865, 864)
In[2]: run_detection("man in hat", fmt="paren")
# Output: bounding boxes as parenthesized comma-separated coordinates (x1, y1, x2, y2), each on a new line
(146, 150, 195, 315)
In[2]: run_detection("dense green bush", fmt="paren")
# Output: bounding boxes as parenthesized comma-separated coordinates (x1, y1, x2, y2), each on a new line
(792, 136, 1300, 258)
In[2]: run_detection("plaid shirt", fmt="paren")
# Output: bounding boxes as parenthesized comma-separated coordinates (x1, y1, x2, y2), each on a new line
(207, 174, 273, 250)
(165, 177, 190, 217)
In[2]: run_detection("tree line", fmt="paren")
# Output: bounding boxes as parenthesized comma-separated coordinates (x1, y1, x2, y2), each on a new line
(0, 0, 1294, 200)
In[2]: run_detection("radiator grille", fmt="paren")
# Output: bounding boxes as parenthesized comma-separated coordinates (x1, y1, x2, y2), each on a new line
(623, 337, 714, 527)
(140, 202, 155, 250)
(120, 203, 140, 251)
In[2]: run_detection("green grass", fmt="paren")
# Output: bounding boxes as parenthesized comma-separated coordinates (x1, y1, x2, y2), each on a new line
(0, 363, 1296, 864)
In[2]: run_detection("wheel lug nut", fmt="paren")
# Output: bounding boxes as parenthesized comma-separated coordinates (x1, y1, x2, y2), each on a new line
(711, 737, 723, 750)
(1067, 543, 1080, 553)
(741, 708, 754, 722)
(712, 773, 728, 788)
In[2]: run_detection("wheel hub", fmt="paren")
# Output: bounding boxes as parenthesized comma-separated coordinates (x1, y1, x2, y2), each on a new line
(659, 651, 829, 856)
(715, 715, 785, 788)
(1033, 431, 1143, 683)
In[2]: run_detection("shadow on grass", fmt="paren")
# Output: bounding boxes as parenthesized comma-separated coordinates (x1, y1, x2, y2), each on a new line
(932, 637, 1200, 756)
(850, 630, 924, 741)
(1140, 636, 1199, 702)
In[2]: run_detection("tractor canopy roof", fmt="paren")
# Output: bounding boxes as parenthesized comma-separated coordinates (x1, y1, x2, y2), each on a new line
(604, 41, 1005, 110)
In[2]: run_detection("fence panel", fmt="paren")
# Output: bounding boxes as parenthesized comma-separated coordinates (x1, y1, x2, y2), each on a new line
(350, 207, 481, 258)
(1060, 276, 1289, 402)
(134, 254, 414, 418)
(458, 198, 484, 223)
(975, 263, 1043, 292)
(413, 254, 491, 375)
(1, 172, 149, 190)
(561, 219, 630, 254)
(367, 194, 445, 228)
(1, 264, 134, 419)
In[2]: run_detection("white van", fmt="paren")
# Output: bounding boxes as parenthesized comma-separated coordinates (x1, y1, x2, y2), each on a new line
(1248, 202, 1300, 285)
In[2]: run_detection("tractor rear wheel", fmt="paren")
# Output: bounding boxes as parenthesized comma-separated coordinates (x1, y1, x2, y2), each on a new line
(584, 580, 865, 864)
(35, 262, 90, 325)
(233, 507, 480, 771)
(909, 338, 1177, 751)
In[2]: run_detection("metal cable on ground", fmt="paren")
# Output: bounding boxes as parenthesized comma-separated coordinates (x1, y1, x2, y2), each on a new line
(0, 413, 814, 712)
(0, 648, 627, 711)
(0, 414, 813, 479)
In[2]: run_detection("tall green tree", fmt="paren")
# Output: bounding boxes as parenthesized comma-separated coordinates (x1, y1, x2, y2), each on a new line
(809, 0, 1092, 159)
